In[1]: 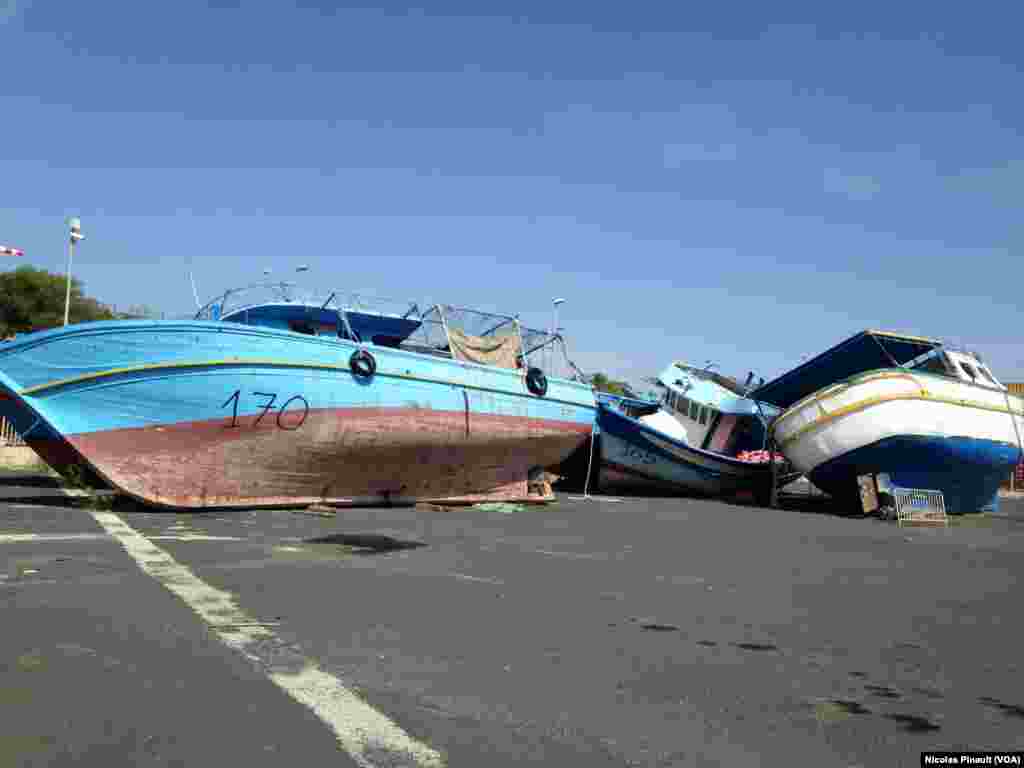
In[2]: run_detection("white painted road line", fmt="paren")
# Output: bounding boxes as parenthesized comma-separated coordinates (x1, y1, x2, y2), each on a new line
(0, 532, 243, 544)
(89, 511, 444, 768)
(0, 532, 111, 543)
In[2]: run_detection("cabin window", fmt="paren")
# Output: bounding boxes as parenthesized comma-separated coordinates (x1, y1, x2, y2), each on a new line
(911, 355, 949, 376)
(698, 406, 708, 425)
(958, 362, 977, 381)
(677, 396, 688, 415)
(689, 400, 699, 421)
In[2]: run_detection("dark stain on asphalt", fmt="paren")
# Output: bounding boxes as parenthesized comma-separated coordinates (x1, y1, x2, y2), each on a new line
(884, 714, 941, 732)
(864, 685, 902, 700)
(696, 640, 718, 647)
(733, 642, 778, 652)
(979, 697, 1024, 718)
(849, 671, 867, 679)
(304, 533, 427, 553)
(912, 687, 944, 700)
(640, 623, 680, 632)
(829, 700, 872, 716)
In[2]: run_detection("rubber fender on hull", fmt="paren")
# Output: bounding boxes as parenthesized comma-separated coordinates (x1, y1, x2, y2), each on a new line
(526, 367, 548, 397)
(349, 349, 377, 378)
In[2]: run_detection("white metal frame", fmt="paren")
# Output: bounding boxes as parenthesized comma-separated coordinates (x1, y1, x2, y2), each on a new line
(894, 487, 948, 527)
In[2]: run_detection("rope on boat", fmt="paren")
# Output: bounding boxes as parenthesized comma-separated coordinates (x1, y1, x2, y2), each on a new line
(582, 419, 597, 499)
(569, 409, 625, 503)
(557, 337, 588, 384)
(555, 335, 600, 499)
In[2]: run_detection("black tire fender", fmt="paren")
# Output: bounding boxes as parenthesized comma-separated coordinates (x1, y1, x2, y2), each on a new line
(526, 366, 548, 397)
(350, 349, 377, 379)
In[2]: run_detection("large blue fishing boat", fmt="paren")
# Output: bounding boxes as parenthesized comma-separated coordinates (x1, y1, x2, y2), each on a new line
(0, 281, 596, 509)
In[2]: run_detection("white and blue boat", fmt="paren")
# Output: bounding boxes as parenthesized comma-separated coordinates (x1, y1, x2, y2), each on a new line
(583, 363, 782, 500)
(752, 330, 1024, 514)
(0, 281, 596, 509)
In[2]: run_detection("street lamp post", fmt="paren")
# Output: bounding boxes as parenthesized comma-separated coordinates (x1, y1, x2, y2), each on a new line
(550, 298, 566, 373)
(64, 218, 84, 327)
(551, 298, 565, 339)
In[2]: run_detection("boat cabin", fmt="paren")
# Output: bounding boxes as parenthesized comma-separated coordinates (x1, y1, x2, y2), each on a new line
(907, 349, 1005, 390)
(220, 302, 423, 348)
(653, 363, 778, 456)
(751, 330, 1007, 416)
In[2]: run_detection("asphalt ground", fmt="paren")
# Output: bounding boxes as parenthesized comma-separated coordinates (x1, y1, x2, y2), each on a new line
(2, 474, 1023, 767)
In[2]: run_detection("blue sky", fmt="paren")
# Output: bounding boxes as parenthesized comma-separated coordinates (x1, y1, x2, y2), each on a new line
(1, 0, 1021, 385)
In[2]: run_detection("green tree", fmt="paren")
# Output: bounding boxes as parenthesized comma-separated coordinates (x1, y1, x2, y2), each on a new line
(116, 304, 163, 320)
(0, 266, 114, 335)
(589, 372, 631, 396)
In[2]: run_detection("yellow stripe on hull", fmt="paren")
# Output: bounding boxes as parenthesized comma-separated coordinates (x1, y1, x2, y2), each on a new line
(775, 386, 1024, 451)
(18, 358, 594, 411)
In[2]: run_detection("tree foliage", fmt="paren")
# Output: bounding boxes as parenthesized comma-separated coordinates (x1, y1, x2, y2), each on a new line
(0, 266, 114, 335)
(116, 304, 163, 320)
(590, 372, 634, 397)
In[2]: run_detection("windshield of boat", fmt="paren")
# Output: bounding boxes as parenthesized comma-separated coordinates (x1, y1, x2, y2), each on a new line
(907, 351, 951, 376)
(908, 349, 1005, 390)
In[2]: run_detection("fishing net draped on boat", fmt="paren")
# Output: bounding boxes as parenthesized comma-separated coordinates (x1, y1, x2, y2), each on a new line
(412, 305, 586, 381)
(445, 326, 522, 370)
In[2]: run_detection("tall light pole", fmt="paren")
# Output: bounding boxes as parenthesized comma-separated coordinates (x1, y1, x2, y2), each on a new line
(64, 218, 84, 327)
(551, 298, 565, 338)
(550, 298, 566, 373)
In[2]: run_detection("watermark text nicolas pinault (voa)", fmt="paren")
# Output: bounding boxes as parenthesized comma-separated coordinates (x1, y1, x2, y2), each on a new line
(922, 753, 1023, 767)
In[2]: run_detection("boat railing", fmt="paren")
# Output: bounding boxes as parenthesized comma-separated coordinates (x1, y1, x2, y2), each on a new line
(193, 286, 588, 383)
(0, 416, 25, 447)
(194, 283, 422, 323)
(409, 304, 587, 382)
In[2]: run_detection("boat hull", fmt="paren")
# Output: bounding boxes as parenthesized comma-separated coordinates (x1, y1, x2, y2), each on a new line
(773, 370, 1024, 513)
(594, 404, 771, 499)
(0, 321, 595, 508)
(0, 386, 106, 486)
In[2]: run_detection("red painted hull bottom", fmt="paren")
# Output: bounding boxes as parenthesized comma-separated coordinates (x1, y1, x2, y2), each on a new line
(64, 407, 590, 509)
